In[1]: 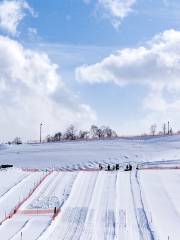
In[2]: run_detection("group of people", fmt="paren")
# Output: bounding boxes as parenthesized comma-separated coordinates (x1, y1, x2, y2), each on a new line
(99, 164, 120, 171)
(99, 163, 132, 171)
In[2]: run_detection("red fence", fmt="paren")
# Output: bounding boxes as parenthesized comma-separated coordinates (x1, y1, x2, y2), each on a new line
(0, 171, 52, 225)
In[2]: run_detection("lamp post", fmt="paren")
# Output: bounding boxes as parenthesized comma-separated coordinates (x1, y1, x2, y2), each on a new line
(40, 123, 42, 143)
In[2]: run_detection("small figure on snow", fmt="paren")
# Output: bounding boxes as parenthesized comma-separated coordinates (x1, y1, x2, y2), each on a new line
(54, 207, 57, 214)
(99, 164, 103, 170)
(116, 164, 119, 170)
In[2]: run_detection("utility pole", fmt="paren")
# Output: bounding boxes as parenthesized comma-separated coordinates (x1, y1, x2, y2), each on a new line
(40, 123, 43, 143)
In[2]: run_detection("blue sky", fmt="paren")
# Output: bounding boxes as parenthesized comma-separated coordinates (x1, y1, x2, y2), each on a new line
(0, 0, 180, 140)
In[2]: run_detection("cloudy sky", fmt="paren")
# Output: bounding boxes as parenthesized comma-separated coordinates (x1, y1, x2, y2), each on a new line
(0, 0, 180, 141)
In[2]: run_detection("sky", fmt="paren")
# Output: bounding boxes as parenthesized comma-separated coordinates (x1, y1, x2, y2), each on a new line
(0, 0, 180, 141)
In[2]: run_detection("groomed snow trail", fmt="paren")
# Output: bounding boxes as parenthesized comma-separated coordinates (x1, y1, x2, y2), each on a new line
(0, 171, 77, 240)
(80, 171, 117, 240)
(42, 171, 144, 240)
(0, 215, 51, 240)
(115, 171, 140, 240)
(0, 169, 29, 198)
(21, 171, 77, 210)
(139, 170, 180, 240)
(0, 171, 44, 222)
(130, 170, 155, 240)
(42, 171, 99, 240)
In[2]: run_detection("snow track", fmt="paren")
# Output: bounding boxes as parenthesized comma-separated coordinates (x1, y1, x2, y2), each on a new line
(0, 171, 44, 222)
(131, 170, 155, 240)
(0, 215, 51, 240)
(139, 170, 180, 240)
(0, 170, 77, 240)
(80, 171, 117, 240)
(115, 171, 140, 240)
(42, 171, 144, 240)
(21, 171, 77, 209)
(1, 166, 180, 240)
(0, 169, 29, 198)
(45, 172, 98, 240)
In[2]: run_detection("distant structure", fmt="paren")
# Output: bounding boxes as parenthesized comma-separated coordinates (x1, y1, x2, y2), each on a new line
(40, 122, 43, 143)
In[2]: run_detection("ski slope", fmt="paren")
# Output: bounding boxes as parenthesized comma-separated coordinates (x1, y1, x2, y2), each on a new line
(0, 168, 180, 239)
(139, 169, 180, 240)
(0, 169, 44, 223)
(0, 136, 180, 239)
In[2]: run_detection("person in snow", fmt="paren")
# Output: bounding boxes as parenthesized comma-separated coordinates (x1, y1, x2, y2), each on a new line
(99, 164, 102, 170)
(116, 164, 119, 170)
(54, 207, 57, 214)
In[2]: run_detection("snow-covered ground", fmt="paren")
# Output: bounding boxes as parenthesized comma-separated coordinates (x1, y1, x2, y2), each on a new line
(0, 136, 180, 239)
(0, 135, 180, 169)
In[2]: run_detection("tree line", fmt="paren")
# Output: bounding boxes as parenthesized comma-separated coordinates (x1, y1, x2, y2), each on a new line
(46, 125, 118, 142)
(150, 122, 173, 136)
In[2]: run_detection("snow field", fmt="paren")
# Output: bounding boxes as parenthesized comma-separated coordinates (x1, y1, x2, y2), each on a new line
(139, 170, 180, 240)
(1, 135, 180, 169)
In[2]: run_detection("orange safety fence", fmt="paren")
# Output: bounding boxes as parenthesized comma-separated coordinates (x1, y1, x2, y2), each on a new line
(17, 208, 59, 215)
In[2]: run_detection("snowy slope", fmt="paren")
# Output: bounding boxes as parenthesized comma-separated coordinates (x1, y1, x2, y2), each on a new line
(0, 136, 180, 239)
(0, 135, 180, 169)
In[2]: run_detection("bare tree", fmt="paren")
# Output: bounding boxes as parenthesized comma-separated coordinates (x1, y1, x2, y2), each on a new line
(79, 130, 89, 139)
(169, 128, 173, 135)
(90, 125, 98, 138)
(101, 126, 113, 138)
(96, 128, 103, 139)
(150, 124, 157, 136)
(112, 130, 117, 138)
(64, 125, 77, 140)
(46, 135, 52, 142)
(13, 137, 22, 144)
(162, 123, 166, 135)
(54, 132, 62, 141)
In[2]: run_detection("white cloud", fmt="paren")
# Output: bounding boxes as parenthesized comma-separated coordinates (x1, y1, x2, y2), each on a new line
(76, 29, 180, 131)
(76, 29, 180, 90)
(0, 0, 34, 36)
(82, 0, 136, 29)
(96, 0, 136, 29)
(0, 36, 96, 141)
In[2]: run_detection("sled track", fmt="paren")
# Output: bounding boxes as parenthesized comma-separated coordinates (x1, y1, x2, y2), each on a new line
(130, 170, 156, 240)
